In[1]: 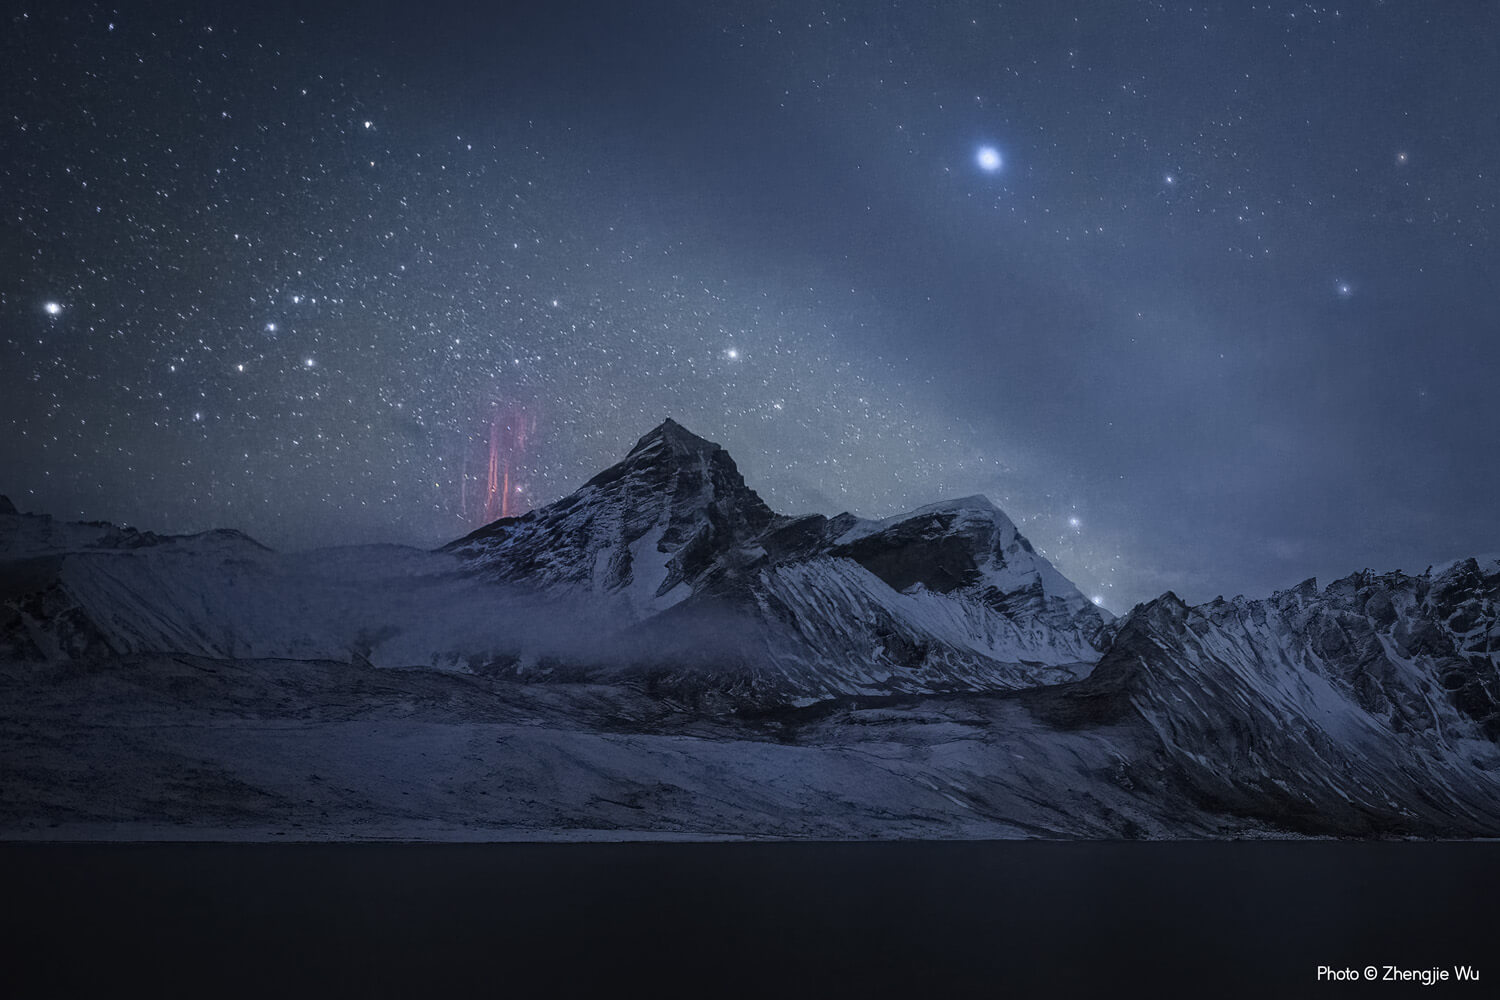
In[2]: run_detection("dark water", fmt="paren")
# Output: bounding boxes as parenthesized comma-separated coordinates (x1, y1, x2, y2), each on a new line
(3, 841, 1493, 997)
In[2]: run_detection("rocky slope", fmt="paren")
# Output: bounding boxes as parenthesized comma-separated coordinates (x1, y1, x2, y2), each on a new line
(445, 419, 1112, 701)
(2, 421, 1498, 839)
(1, 422, 1110, 704)
(1025, 558, 1500, 835)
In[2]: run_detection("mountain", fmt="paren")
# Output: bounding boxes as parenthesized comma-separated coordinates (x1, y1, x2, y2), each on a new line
(3, 432, 1498, 840)
(444, 419, 1112, 701)
(445, 419, 776, 617)
(1024, 557, 1500, 835)
(1, 422, 1109, 703)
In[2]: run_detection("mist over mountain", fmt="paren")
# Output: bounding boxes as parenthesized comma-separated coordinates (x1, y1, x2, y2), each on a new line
(2, 421, 1497, 839)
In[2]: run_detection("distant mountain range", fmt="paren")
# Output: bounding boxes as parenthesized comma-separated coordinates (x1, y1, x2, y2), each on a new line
(2, 420, 1497, 839)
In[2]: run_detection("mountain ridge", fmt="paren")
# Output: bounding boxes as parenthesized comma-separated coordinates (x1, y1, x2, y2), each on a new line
(441, 418, 1111, 698)
(2, 420, 1498, 838)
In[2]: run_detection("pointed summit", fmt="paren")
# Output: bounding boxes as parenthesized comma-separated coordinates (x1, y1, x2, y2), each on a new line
(432, 418, 1124, 690)
(623, 418, 722, 463)
(448, 419, 775, 615)
(581, 420, 770, 521)
(829, 490, 1110, 632)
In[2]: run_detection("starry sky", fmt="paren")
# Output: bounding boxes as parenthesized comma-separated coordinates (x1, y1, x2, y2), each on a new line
(3, 1, 1496, 612)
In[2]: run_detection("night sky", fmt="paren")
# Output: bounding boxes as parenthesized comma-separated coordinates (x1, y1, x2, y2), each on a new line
(3, 1, 1496, 612)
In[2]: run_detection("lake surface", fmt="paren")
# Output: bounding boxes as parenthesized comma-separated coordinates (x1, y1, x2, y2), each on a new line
(4, 841, 1494, 997)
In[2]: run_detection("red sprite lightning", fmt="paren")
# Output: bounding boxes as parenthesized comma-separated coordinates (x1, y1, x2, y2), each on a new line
(463, 403, 535, 524)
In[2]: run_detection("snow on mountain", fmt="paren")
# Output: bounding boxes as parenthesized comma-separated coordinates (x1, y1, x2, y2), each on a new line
(833, 494, 1076, 604)
(3, 464, 1500, 839)
(826, 492, 1104, 635)
(0, 501, 603, 669)
(1028, 559, 1500, 835)
(442, 420, 1112, 700)
(0, 498, 265, 561)
(444, 418, 774, 619)
(0, 421, 1111, 702)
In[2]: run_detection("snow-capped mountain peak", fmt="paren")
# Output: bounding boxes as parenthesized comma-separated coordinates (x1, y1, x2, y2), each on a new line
(618, 417, 723, 464)
(8, 425, 1500, 838)
(441, 420, 1114, 696)
(829, 490, 1104, 624)
(446, 419, 775, 618)
(577, 417, 775, 530)
(4, 420, 1115, 702)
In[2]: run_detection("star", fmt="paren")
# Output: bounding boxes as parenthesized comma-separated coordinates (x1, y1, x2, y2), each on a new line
(1, 1, 1486, 622)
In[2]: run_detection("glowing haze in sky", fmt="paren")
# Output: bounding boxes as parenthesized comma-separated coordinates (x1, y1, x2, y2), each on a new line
(2, 2, 1496, 611)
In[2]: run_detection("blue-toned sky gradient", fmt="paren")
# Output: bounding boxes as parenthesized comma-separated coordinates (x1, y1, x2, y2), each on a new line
(3, 1, 1495, 610)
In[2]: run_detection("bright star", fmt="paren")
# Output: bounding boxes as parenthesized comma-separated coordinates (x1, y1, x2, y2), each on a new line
(1337, 281, 1353, 298)
(43, 301, 62, 316)
(1068, 516, 1082, 529)
(304, 357, 316, 368)
(976, 146, 1002, 172)
(725, 348, 740, 360)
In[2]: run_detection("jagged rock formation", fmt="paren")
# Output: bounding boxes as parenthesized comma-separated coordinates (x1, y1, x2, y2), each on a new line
(2, 421, 1497, 839)
(444, 419, 1112, 700)
(1, 420, 1109, 702)
(1027, 558, 1500, 835)
(446, 419, 777, 616)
